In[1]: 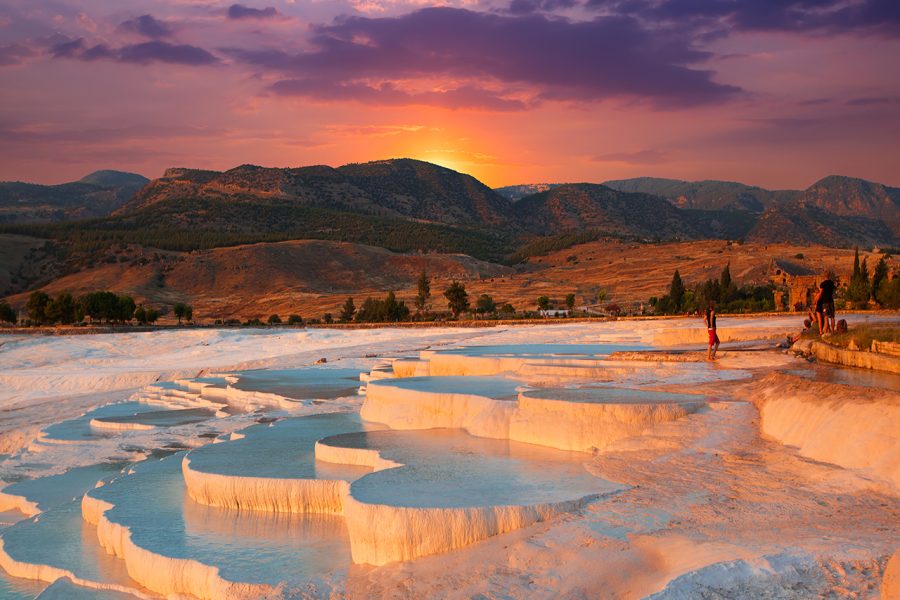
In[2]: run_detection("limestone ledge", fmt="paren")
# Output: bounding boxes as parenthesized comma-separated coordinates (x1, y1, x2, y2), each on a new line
(750, 373, 900, 491)
(362, 378, 707, 453)
(0, 537, 153, 600)
(181, 455, 347, 514)
(315, 437, 600, 566)
(81, 491, 272, 600)
(800, 340, 900, 374)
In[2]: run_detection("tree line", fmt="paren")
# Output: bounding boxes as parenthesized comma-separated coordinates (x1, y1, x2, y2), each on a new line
(846, 248, 899, 308)
(332, 272, 570, 324)
(0, 291, 192, 326)
(649, 264, 776, 314)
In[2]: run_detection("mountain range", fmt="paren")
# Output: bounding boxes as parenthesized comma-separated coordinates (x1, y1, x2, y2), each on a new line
(1, 160, 898, 299)
(2, 159, 897, 318)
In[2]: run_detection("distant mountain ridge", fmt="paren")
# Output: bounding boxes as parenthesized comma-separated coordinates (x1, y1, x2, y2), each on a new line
(3, 163, 898, 272)
(518, 174, 899, 246)
(600, 177, 797, 212)
(121, 159, 513, 228)
(0, 170, 149, 224)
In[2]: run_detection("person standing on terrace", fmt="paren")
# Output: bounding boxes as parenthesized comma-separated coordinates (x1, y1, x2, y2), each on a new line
(705, 301, 720, 361)
(814, 277, 836, 335)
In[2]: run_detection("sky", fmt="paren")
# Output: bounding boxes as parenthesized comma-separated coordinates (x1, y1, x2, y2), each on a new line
(1, 0, 899, 188)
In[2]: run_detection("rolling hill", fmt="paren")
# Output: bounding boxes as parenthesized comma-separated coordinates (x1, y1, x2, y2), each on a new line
(2, 239, 513, 319)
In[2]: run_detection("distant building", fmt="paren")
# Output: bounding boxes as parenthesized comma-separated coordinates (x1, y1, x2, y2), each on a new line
(539, 309, 571, 318)
(767, 259, 822, 311)
(577, 304, 606, 316)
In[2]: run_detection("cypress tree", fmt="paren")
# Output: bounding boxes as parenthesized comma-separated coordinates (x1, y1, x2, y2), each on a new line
(669, 270, 685, 310)
(415, 270, 431, 313)
(872, 257, 889, 301)
(339, 297, 356, 323)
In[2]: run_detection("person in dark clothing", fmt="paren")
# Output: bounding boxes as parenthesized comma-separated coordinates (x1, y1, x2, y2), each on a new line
(814, 278, 836, 335)
(705, 301, 719, 361)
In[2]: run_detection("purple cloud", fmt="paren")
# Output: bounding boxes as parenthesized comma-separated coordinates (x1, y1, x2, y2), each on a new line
(118, 15, 173, 39)
(119, 41, 218, 65)
(227, 4, 280, 20)
(0, 44, 36, 67)
(586, 0, 900, 38)
(51, 39, 218, 66)
(50, 38, 86, 59)
(270, 79, 528, 111)
(507, 0, 578, 15)
(227, 7, 740, 108)
(846, 96, 900, 106)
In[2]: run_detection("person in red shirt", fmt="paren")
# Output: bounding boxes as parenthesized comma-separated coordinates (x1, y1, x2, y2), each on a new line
(705, 301, 720, 361)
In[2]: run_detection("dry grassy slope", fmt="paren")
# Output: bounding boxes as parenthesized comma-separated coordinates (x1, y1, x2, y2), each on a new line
(4, 237, 892, 321)
(4, 239, 513, 320)
(0, 234, 59, 296)
(393, 240, 891, 313)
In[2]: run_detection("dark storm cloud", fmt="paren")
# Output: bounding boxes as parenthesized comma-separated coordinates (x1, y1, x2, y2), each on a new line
(227, 4, 280, 20)
(228, 7, 741, 107)
(118, 15, 173, 39)
(51, 39, 218, 66)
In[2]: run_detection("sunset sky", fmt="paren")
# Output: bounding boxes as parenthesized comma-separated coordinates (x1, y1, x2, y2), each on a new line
(1, 0, 899, 188)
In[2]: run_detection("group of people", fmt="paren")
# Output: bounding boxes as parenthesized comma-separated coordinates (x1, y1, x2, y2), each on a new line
(707, 277, 843, 360)
(813, 278, 836, 335)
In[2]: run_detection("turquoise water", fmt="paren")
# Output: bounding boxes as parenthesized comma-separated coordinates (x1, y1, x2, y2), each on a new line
(784, 365, 900, 392)
(89, 454, 352, 586)
(322, 429, 619, 509)
(0, 573, 43, 600)
(41, 402, 160, 442)
(92, 407, 214, 428)
(440, 343, 645, 357)
(371, 376, 522, 399)
(520, 387, 706, 405)
(1, 500, 138, 590)
(231, 367, 362, 401)
(34, 578, 143, 599)
(186, 412, 374, 481)
(1, 462, 127, 514)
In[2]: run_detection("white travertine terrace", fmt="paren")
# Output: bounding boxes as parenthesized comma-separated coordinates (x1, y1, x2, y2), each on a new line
(361, 376, 521, 440)
(182, 455, 349, 514)
(750, 373, 900, 490)
(3, 325, 897, 598)
(512, 388, 707, 452)
(0, 492, 40, 518)
(341, 493, 594, 566)
(363, 376, 708, 453)
(88, 419, 155, 432)
(315, 429, 617, 566)
(0, 538, 153, 600)
(180, 412, 375, 515)
(82, 490, 273, 600)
